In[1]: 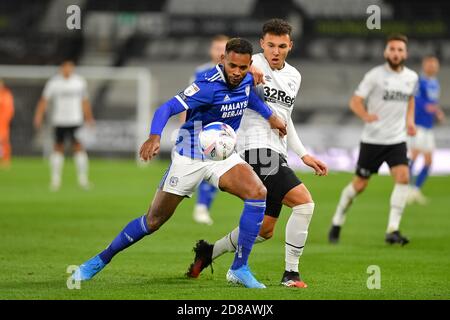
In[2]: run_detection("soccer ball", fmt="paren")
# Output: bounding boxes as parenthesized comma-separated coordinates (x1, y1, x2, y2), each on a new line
(198, 122, 237, 161)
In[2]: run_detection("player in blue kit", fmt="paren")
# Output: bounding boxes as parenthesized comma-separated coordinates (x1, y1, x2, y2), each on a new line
(72, 38, 287, 288)
(408, 56, 445, 204)
(189, 35, 229, 225)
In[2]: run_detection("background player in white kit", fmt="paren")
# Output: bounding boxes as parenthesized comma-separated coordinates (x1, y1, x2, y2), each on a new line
(328, 34, 418, 246)
(187, 19, 327, 288)
(33, 60, 94, 191)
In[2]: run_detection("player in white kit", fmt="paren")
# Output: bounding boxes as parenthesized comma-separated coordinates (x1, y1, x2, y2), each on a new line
(33, 60, 94, 191)
(187, 19, 328, 288)
(328, 34, 419, 246)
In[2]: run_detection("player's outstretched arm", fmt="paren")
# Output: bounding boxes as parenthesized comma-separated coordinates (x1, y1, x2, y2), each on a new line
(287, 117, 327, 176)
(141, 97, 188, 161)
(149, 97, 188, 136)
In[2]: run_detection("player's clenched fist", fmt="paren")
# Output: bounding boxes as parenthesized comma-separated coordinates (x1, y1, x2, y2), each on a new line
(140, 135, 161, 161)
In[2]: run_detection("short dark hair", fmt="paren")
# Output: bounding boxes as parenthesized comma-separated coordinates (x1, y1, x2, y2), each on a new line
(386, 33, 408, 45)
(262, 18, 292, 37)
(225, 38, 253, 56)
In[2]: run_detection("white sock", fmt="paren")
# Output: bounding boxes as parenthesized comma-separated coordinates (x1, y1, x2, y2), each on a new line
(212, 227, 266, 260)
(285, 203, 315, 273)
(50, 152, 64, 186)
(332, 183, 357, 226)
(387, 184, 409, 233)
(74, 151, 89, 186)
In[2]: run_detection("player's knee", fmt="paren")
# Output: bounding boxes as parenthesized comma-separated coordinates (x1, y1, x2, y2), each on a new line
(247, 184, 267, 200)
(73, 143, 83, 152)
(145, 213, 161, 232)
(396, 174, 409, 184)
(393, 169, 409, 184)
(353, 180, 367, 193)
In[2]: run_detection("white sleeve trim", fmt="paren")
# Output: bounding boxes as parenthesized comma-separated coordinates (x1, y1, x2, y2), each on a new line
(287, 117, 308, 158)
(175, 95, 189, 110)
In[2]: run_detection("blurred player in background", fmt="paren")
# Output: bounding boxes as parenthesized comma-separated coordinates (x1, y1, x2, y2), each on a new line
(72, 38, 288, 289)
(407, 55, 445, 205)
(328, 34, 418, 246)
(189, 35, 229, 226)
(0, 79, 14, 168)
(187, 19, 327, 288)
(33, 60, 94, 191)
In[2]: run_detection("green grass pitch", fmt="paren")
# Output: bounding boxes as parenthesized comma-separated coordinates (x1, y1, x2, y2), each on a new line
(1, 158, 449, 300)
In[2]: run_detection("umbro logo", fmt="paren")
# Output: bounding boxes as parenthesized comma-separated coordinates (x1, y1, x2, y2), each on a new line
(224, 94, 230, 102)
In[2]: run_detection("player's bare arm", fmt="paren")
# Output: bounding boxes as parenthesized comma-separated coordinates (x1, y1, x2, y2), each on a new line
(349, 95, 378, 123)
(406, 95, 416, 136)
(249, 64, 265, 85)
(287, 117, 327, 176)
(140, 134, 161, 161)
(436, 107, 446, 123)
(425, 103, 446, 123)
(268, 114, 287, 137)
(33, 97, 48, 129)
(82, 98, 95, 126)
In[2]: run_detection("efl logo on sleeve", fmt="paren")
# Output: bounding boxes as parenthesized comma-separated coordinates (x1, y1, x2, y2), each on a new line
(184, 83, 200, 97)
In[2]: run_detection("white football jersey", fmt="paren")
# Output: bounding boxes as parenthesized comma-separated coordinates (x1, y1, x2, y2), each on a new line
(43, 74, 88, 127)
(237, 53, 301, 157)
(355, 64, 418, 145)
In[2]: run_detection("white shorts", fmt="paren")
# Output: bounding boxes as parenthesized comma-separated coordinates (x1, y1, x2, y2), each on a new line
(408, 127, 435, 153)
(159, 150, 246, 197)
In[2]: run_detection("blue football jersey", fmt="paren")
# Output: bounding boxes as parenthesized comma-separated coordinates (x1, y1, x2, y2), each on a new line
(415, 75, 440, 129)
(172, 64, 266, 159)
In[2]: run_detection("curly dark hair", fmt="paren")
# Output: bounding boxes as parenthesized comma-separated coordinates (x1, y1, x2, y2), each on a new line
(225, 38, 253, 56)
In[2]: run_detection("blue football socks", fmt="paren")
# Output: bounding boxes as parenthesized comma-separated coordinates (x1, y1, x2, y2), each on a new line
(231, 200, 265, 270)
(99, 215, 150, 264)
(197, 180, 218, 209)
(415, 165, 430, 189)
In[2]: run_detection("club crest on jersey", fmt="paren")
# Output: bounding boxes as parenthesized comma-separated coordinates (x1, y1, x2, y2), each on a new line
(245, 85, 250, 97)
(184, 83, 200, 97)
(288, 82, 296, 92)
(169, 176, 179, 187)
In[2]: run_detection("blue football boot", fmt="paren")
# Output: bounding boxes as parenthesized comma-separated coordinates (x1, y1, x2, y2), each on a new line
(226, 265, 266, 289)
(72, 255, 106, 281)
